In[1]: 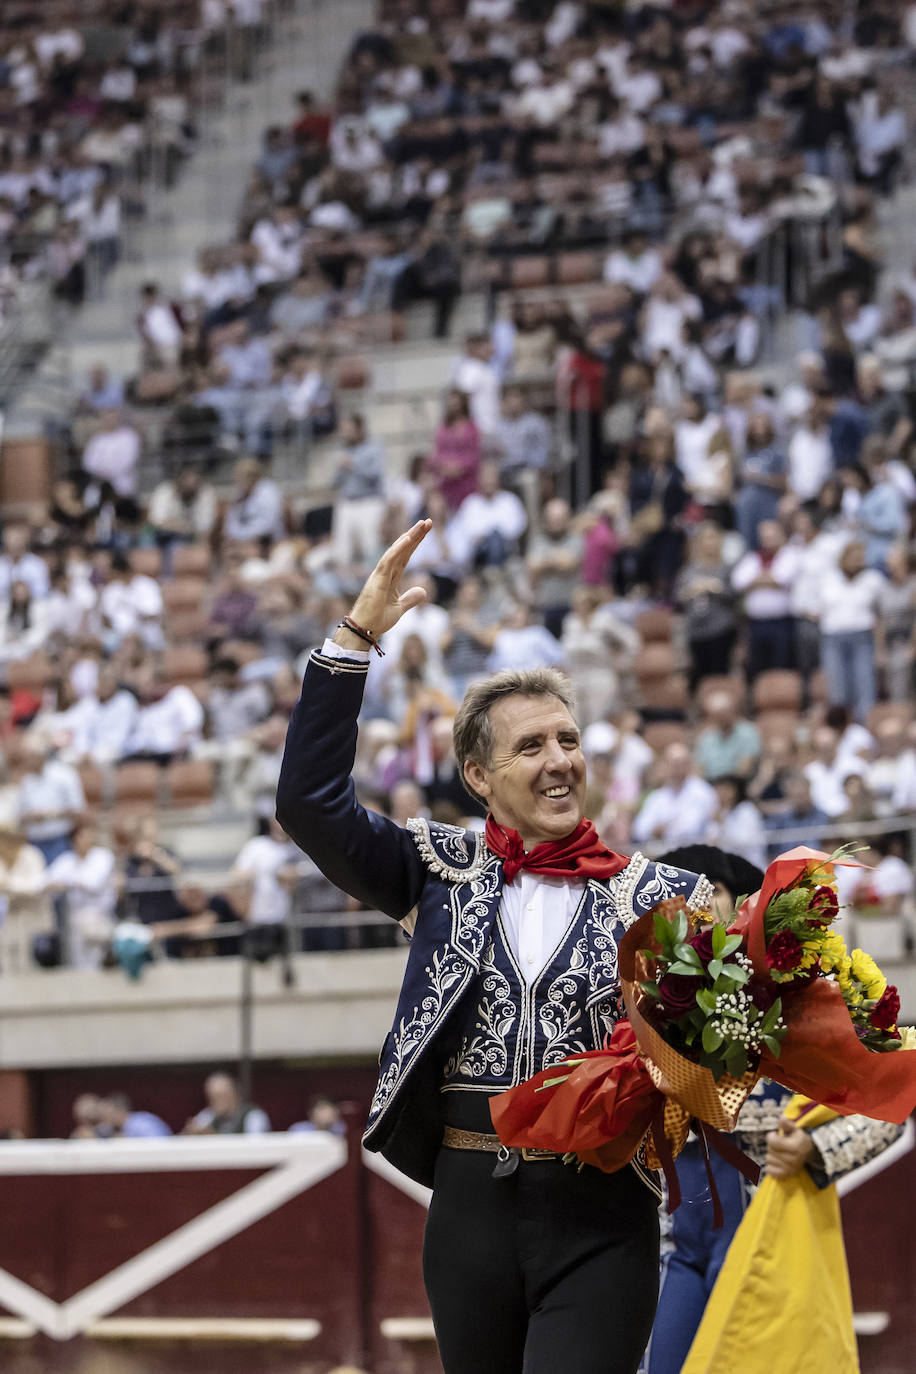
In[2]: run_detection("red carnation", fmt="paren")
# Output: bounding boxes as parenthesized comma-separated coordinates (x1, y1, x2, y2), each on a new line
(766, 929, 803, 972)
(871, 985, 900, 1031)
(808, 885, 838, 922)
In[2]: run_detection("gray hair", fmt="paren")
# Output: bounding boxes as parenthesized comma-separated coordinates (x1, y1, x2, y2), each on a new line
(453, 668, 577, 803)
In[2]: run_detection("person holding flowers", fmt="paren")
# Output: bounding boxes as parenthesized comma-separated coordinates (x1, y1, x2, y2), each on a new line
(642, 846, 903, 1374)
(277, 521, 713, 1374)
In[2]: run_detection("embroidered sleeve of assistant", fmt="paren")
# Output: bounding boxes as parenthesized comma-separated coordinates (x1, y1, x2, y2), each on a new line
(806, 1114, 904, 1189)
(275, 651, 425, 920)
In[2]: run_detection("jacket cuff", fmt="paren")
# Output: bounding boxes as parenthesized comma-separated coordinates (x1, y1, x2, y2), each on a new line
(309, 648, 370, 676)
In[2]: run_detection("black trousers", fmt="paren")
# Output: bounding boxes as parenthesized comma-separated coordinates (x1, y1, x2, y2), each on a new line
(423, 1147, 660, 1374)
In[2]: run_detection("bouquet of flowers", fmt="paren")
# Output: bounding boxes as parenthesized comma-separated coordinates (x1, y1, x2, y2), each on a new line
(490, 847, 916, 1201)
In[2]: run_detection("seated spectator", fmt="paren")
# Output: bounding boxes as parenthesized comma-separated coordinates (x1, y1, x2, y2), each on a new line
(280, 347, 337, 438)
(149, 883, 243, 959)
(223, 459, 285, 545)
(0, 522, 50, 602)
(747, 733, 797, 817)
(487, 602, 565, 675)
(695, 691, 761, 783)
(229, 816, 301, 934)
(208, 549, 261, 641)
(510, 301, 558, 381)
(705, 776, 768, 870)
(428, 389, 481, 514)
(71, 1093, 104, 1140)
(137, 281, 185, 368)
(147, 466, 218, 549)
(764, 772, 830, 859)
(0, 815, 46, 974)
(125, 670, 205, 763)
(441, 576, 498, 700)
(0, 581, 52, 663)
(331, 413, 387, 570)
(116, 813, 182, 928)
(98, 553, 164, 650)
(81, 409, 141, 499)
(184, 1073, 271, 1135)
(98, 1093, 172, 1138)
(289, 1095, 346, 1136)
(390, 220, 461, 339)
(269, 267, 332, 337)
(382, 633, 455, 731)
(631, 742, 719, 849)
(446, 462, 527, 570)
(80, 663, 140, 764)
(560, 587, 640, 727)
(803, 725, 863, 820)
(17, 739, 86, 864)
(603, 228, 662, 296)
(43, 818, 117, 969)
(876, 544, 916, 702)
(526, 499, 584, 639)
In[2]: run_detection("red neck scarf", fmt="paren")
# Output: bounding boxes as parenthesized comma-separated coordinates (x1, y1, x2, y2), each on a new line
(485, 815, 629, 884)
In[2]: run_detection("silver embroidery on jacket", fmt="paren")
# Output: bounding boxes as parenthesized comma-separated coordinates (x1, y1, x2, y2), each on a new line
(406, 817, 489, 882)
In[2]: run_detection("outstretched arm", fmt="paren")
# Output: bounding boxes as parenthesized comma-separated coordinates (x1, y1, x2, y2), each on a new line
(276, 521, 434, 919)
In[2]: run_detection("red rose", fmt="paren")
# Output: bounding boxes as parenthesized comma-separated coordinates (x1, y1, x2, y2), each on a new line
(688, 929, 716, 965)
(657, 972, 699, 1020)
(766, 929, 803, 972)
(748, 979, 776, 1012)
(871, 985, 900, 1030)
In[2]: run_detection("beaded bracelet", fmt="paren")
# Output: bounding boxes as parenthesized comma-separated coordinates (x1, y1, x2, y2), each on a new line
(337, 616, 385, 657)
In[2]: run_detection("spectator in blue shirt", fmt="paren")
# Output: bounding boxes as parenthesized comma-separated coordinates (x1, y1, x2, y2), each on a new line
(100, 1093, 172, 1138)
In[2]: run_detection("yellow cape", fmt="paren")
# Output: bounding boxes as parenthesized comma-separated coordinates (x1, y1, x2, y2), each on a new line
(681, 1095, 859, 1374)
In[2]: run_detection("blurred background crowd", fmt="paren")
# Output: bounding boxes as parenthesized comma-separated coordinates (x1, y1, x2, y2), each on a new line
(2, 0, 916, 974)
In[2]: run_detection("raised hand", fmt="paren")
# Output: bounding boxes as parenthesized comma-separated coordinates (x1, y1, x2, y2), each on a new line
(334, 520, 432, 650)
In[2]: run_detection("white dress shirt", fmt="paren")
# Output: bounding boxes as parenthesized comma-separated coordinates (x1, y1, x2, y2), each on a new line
(499, 870, 584, 986)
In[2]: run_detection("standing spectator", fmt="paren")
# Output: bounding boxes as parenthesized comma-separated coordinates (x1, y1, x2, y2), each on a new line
(116, 814, 182, 928)
(331, 414, 387, 569)
(526, 499, 584, 639)
(817, 540, 886, 720)
(17, 740, 86, 864)
(43, 819, 117, 969)
(631, 742, 719, 849)
(229, 817, 301, 931)
(787, 399, 833, 502)
(493, 385, 551, 516)
(98, 1094, 171, 1138)
(451, 334, 501, 437)
(627, 428, 689, 598)
(560, 587, 640, 727)
(856, 443, 908, 570)
(184, 1073, 271, 1135)
(427, 390, 481, 513)
(731, 520, 799, 679)
(81, 409, 141, 499)
(674, 524, 739, 691)
(695, 691, 762, 782)
(733, 413, 787, 550)
(876, 545, 916, 701)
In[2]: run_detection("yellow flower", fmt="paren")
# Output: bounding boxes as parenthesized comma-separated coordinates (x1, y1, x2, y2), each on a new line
(899, 1026, 916, 1051)
(850, 948, 886, 1001)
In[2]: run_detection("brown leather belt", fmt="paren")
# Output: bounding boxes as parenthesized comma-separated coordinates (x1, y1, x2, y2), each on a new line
(442, 1126, 562, 1162)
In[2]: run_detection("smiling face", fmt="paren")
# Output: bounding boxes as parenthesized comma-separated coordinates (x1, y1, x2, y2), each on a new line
(463, 694, 587, 850)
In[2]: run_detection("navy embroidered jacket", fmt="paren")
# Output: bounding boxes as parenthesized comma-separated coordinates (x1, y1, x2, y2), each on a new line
(277, 649, 713, 1187)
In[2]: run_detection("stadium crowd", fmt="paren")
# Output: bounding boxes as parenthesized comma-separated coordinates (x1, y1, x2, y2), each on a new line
(2, 0, 916, 970)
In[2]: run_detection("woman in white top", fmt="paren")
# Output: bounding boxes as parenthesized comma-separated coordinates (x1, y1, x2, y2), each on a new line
(817, 541, 887, 721)
(0, 581, 51, 662)
(560, 586, 640, 726)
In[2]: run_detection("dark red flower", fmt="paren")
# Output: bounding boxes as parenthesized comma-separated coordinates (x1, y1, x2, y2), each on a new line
(657, 972, 699, 1020)
(766, 930, 803, 972)
(688, 928, 716, 964)
(871, 985, 900, 1030)
(807, 885, 838, 925)
(748, 979, 776, 1012)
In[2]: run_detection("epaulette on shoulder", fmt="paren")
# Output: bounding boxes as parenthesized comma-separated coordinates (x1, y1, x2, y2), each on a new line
(406, 817, 491, 882)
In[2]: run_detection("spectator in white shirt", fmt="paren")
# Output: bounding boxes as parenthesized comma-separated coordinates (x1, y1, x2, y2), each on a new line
(81, 408, 141, 498)
(126, 672, 205, 762)
(817, 540, 886, 720)
(631, 742, 719, 848)
(787, 399, 833, 501)
(446, 462, 528, 570)
(80, 663, 140, 764)
(730, 519, 799, 679)
(148, 466, 218, 547)
(17, 740, 86, 864)
(451, 334, 502, 436)
(137, 282, 184, 367)
(98, 553, 163, 649)
(487, 602, 565, 674)
(705, 776, 768, 870)
(0, 523, 50, 601)
(44, 819, 117, 969)
(803, 725, 863, 819)
(0, 581, 52, 663)
(603, 229, 662, 296)
(854, 86, 905, 193)
(229, 817, 300, 926)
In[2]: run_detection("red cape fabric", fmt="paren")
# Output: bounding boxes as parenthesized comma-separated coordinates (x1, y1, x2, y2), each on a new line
(484, 815, 629, 883)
